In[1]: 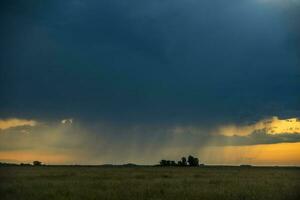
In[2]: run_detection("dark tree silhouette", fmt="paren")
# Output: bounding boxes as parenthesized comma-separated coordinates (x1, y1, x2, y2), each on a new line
(160, 159, 177, 166)
(170, 161, 176, 166)
(178, 157, 187, 166)
(33, 161, 42, 166)
(193, 158, 199, 166)
(188, 155, 199, 166)
(181, 157, 187, 166)
(160, 160, 167, 166)
(20, 163, 31, 166)
(166, 160, 171, 166)
(160, 156, 200, 167)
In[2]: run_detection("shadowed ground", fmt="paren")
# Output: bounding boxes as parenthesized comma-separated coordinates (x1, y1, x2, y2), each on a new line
(0, 166, 300, 200)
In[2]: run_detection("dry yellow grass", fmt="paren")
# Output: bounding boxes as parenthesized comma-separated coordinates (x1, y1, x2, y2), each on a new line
(0, 166, 300, 200)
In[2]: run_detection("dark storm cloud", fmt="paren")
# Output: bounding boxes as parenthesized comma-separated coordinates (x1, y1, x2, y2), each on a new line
(1, 0, 299, 126)
(282, 1, 300, 58)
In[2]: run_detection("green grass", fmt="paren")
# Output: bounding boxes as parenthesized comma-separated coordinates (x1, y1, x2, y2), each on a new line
(0, 166, 299, 200)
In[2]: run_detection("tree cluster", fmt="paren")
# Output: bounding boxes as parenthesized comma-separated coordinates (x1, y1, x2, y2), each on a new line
(159, 155, 200, 167)
(33, 161, 42, 166)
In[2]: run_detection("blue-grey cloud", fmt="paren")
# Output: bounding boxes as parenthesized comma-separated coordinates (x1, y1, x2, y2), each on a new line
(0, 0, 299, 127)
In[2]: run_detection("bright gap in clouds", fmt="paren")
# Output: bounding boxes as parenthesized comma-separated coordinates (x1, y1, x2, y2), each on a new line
(0, 118, 37, 130)
(219, 117, 300, 136)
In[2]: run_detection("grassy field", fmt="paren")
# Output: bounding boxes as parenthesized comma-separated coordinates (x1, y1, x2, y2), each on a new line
(0, 166, 300, 200)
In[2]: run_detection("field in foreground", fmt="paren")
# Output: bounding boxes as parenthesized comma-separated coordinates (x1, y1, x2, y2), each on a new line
(0, 166, 300, 200)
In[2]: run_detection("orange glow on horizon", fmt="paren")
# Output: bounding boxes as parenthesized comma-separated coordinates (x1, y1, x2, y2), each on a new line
(201, 142, 300, 166)
(0, 143, 300, 165)
(0, 150, 74, 165)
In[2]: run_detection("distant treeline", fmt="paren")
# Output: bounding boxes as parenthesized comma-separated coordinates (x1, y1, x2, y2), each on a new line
(159, 155, 203, 167)
(1, 162, 300, 168)
(1, 157, 203, 167)
(20, 161, 43, 166)
(0, 162, 19, 166)
(0, 161, 43, 166)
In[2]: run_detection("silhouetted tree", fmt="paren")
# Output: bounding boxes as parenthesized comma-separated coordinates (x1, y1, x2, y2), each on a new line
(160, 156, 200, 167)
(166, 160, 171, 166)
(193, 157, 199, 166)
(160, 160, 167, 166)
(177, 157, 187, 166)
(33, 161, 42, 166)
(20, 163, 31, 166)
(188, 155, 199, 166)
(181, 157, 187, 166)
(160, 159, 177, 166)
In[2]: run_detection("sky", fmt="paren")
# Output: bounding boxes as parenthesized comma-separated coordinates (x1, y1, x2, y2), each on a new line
(0, 0, 300, 165)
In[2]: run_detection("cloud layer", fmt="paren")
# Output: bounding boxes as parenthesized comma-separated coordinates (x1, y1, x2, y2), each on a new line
(0, 1, 299, 165)
(0, 118, 37, 130)
(0, 117, 300, 165)
(218, 117, 300, 136)
(1, 0, 299, 126)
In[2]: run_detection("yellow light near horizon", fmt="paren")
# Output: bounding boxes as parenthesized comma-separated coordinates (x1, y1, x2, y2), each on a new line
(1, 143, 300, 166)
(201, 142, 300, 166)
(0, 150, 73, 164)
(219, 117, 300, 136)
